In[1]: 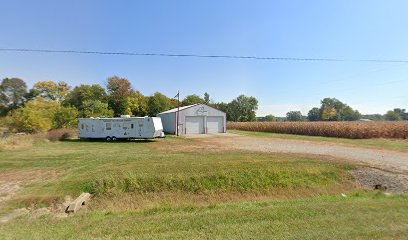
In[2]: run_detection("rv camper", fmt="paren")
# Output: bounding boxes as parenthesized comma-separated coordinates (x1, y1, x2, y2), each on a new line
(78, 116, 165, 141)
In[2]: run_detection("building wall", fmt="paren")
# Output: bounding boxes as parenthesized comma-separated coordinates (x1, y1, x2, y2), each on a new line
(157, 112, 176, 134)
(159, 104, 226, 135)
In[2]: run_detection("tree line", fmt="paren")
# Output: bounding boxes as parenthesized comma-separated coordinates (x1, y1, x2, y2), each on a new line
(0, 77, 259, 132)
(257, 98, 407, 122)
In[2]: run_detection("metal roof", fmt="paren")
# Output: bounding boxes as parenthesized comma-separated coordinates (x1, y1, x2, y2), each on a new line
(158, 104, 199, 114)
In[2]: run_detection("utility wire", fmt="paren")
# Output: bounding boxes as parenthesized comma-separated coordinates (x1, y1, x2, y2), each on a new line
(1, 47, 408, 63)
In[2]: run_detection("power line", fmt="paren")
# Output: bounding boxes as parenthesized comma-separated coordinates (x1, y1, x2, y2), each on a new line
(1, 47, 408, 63)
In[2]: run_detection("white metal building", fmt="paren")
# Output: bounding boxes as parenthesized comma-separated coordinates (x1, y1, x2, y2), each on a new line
(157, 104, 226, 135)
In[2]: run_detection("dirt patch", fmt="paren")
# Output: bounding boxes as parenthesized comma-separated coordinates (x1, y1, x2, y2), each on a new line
(352, 168, 408, 194)
(0, 195, 75, 223)
(0, 183, 21, 205)
(0, 208, 29, 223)
(154, 137, 230, 153)
(0, 170, 60, 208)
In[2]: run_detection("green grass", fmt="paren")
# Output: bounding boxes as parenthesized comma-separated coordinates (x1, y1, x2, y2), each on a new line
(1, 193, 408, 239)
(0, 138, 353, 206)
(0, 136, 407, 239)
(229, 130, 408, 151)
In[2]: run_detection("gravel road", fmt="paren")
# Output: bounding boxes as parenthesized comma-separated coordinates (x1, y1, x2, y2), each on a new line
(210, 136, 408, 193)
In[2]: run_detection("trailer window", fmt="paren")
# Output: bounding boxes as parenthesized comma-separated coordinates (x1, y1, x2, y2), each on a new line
(81, 124, 84, 130)
(131, 124, 134, 129)
(106, 123, 111, 130)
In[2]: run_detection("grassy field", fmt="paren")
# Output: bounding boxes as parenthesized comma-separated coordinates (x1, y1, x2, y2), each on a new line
(229, 130, 408, 151)
(1, 135, 408, 239)
(2, 194, 408, 239)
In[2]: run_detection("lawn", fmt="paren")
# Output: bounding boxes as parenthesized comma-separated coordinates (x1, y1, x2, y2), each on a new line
(2, 193, 408, 240)
(0, 136, 407, 239)
(229, 130, 408, 151)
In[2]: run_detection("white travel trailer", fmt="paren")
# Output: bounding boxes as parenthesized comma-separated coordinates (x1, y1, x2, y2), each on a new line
(78, 116, 164, 141)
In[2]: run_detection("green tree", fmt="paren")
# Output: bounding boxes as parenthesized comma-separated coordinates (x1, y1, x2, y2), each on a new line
(81, 100, 114, 118)
(63, 84, 108, 110)
(204, 92, 210, 104)
(264, 114, 276, 122)
(53, 106, 78, 129)
(0, 78, 27, 115)
(307, 107, 321, 121)
(181, 94, 205, 106)
(227, 95, 258, 122)
(393, 108, 408, 120)
(340, 106, 361, 121)
(319, 98, 344, 121)
(321, 107, 337, 121)
(384, 110, 402, 121)
(33, 81, 71, 101)
(128, 91, 148, 116)
(10, 98, 59, 132)
(147, 92, 172, 116)
(106, 76, 133, 116)
(318, 98, 362, 121)
(286, 111, 303, 122)
(211, 102, 229, 117)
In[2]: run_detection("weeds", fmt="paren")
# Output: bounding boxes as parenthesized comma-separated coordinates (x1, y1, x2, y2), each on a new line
(89, 168, 345, 195)
(46, 129, 77, 141)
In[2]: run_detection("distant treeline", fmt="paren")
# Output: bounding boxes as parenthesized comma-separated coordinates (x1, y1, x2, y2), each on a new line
(0, 76, 258, 132)
(0, 77, 406, 133)
(257, 98, 407, 122)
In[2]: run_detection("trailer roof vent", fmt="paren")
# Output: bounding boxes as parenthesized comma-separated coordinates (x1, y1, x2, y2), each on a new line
(120, 115, 131, 118)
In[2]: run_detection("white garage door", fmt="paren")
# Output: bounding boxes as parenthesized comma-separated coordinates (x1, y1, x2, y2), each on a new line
(207, 116, 224, 133)
(185, 116, 205, 134)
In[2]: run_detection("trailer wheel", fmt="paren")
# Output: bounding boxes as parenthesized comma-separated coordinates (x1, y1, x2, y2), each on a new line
(112, 136, 117, 141)
(106, 136, 112, 142)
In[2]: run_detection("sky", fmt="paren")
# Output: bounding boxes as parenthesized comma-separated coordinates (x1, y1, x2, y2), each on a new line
(0, 0, 407, 117)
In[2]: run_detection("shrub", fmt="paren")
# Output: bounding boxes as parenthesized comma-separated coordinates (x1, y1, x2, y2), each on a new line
(10, 98, 78, 133)
(47, 129, 77, 141)
(10, 98, 59, 132)
(53, 106, 78, 129)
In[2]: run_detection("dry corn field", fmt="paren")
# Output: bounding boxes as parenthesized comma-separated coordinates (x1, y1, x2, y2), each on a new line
(227, 121, 408, 139)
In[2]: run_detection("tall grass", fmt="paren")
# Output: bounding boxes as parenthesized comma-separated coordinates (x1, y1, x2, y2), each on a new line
(46, 129, 77, 141)
(88, 169, 342, 195)
(0, 134, 44, 151)
(228, 121, 408, 139)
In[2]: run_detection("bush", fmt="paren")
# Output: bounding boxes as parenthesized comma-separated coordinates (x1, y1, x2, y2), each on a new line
(46, 129, 77, 141)
(53, 106, 78, 129)
(10, 98, 78, 133)
(10, 98, 59, 132)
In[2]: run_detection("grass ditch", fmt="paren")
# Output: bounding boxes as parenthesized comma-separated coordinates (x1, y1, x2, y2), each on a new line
(0, 136, 357, 209)
(1, 192, 408, 239)
(88, 168, 344, 195)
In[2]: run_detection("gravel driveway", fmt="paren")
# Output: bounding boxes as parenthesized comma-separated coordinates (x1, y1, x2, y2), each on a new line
(210, 136, 408, 193)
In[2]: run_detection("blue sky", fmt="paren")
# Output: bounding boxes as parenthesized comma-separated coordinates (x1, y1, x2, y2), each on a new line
(1, 0, 407, 116)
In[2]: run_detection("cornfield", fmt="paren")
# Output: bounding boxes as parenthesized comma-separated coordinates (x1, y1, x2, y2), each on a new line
(227, 121, 408, 139)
